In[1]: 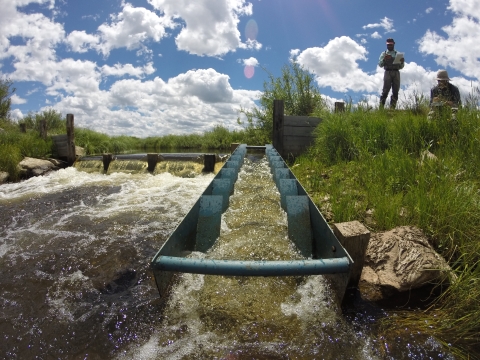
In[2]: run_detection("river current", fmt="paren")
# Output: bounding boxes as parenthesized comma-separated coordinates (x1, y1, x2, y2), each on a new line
(0, 155, 453, 359)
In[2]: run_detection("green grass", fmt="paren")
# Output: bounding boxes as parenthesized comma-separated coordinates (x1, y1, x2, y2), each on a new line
(291, 106, 480, 359)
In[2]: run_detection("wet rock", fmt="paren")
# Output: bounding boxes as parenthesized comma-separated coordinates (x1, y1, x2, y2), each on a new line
(17, 157, 59, 178)
(0, 171, 9, 184)
(75, 146, 85, 158)
(359, 226, 452, 301)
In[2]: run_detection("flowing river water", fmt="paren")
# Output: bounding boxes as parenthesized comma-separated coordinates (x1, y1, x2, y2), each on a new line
(0, 153, 453, 359)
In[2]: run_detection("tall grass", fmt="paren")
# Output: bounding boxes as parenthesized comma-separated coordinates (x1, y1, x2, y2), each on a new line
(292, 106, 480, 358)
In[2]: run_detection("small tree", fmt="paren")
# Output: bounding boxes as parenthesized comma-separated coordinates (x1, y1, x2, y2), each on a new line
(20, 109, 64, 133)
(239, 61, 326, 142)
(0, 79, 15, 120)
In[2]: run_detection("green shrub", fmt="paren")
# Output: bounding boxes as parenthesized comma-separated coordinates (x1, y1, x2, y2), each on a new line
(0, 143, 22, 180)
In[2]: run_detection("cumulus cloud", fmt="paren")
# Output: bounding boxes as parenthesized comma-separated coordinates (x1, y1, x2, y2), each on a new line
(241, 57, 259, 67)
(10, 94, 27, 104)
(48, 68, 261, 137)
(0, 1, 64, 64)
(294, 36, 376, 93)
(418, 0, 480, 79)
(101, 62, 156, 78)
(426, 7, 433, 14)
(240, 39, 262, 51)
(371, 32, 382, 39)
(148, 0, 254, 56)
(95, 4, 176, 56)
(65, 30, 100, 53)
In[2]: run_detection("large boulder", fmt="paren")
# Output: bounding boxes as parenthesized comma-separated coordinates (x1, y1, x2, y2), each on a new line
(17, 157, 59, 178)
(359, 226, 452, 300)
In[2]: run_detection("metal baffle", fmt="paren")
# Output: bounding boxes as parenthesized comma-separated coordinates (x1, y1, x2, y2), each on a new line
(195, 195, 223, 252)
(286, 195, 313, 258)
(212, 179, 233, 212)
(274, 168, 291, 188)
(278, 179, 298, 211)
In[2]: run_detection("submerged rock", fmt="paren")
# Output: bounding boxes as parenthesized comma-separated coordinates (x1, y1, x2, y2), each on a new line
(359, 226, 452, 301)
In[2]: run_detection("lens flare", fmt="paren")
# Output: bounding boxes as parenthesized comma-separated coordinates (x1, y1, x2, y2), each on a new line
(245, 19, 258, 40)
(244, 65, 255, 79)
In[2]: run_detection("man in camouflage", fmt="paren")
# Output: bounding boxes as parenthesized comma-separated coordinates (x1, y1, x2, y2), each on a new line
(378, 38, 404, 109)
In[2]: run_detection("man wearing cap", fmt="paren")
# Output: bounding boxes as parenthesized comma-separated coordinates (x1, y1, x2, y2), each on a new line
(430, 69, 461, 108)
(378, 38, 404, 109)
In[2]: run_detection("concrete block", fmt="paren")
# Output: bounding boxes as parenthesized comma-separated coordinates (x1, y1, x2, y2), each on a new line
(333, 221, 370, 288)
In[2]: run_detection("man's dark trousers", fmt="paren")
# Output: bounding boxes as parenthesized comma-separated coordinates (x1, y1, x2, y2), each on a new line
(380, 70, 400, 108)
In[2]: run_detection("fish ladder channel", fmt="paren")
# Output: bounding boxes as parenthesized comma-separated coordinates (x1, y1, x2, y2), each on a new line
(137, 145, 376, 359)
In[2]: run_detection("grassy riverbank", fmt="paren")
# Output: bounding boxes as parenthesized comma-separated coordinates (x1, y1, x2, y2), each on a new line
(0, 117, 256, 180)
(290, 107, 480, 359)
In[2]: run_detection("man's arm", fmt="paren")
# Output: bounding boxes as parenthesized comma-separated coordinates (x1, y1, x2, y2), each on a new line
(378, 52, 387, 67)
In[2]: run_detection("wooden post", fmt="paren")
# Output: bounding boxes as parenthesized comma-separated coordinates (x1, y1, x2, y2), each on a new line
(103, 153, 113, 172)
(335, 102, 345, 113)
(203, 154, 216, 172)
(272, 100, 284, 156)
(39, 119, 47, 140)
(333, 221, 370, 288)
(147, 153, 159, 172)
(66, 114, 75, 166)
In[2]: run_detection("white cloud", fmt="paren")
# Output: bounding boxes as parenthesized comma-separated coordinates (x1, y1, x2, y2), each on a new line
(101, 62, 156, 78)
(362, 17, 395, 33)
(426, 7, 433, 14)
(0, 1, 64, 64)
(240, 39, 262, 51)
(65, 30, 100, 53)
(44, 68, 261, 137)
(95, 4, 176, 56)
(418, 0, 480, 79)
(241, 57, 259, 67)
(371, 32, 382, 39)
(294, 36, 376, 93)
(10, 94, 27, 104)
(148, 0, 255, 56)
(10, 108, 23, 120)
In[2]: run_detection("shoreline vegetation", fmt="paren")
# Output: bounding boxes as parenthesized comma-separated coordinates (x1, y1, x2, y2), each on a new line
(2, 64, 480, 358)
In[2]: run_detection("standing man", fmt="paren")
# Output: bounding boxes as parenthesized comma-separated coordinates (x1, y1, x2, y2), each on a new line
(378, 38, 404, 109)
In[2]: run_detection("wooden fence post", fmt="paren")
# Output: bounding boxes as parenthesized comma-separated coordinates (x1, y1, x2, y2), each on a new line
(103, 153, 113, 172)
(203, 154, 216, 172)
(66, 114, 75, 166)
(39, 119, 47, 140)
(273, 100, 284, 156)
(335, 102, 345, 113)
(147, 153, 159, 172)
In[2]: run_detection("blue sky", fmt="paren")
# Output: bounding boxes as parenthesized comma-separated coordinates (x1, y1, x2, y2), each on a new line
(1, 0, 479, 137)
